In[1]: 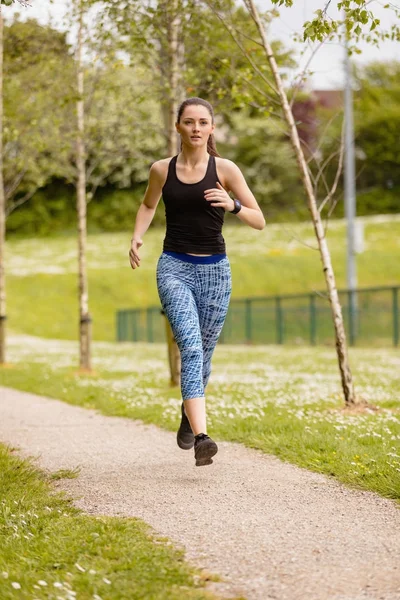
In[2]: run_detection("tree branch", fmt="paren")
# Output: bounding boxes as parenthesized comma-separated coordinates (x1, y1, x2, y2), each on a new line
(4, 168, 27, 201)
(202, 0, 279, 97)
(6, 188, 36, 218)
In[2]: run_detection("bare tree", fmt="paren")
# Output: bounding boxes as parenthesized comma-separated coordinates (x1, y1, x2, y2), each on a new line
(163, 0, 182, 386)
(202, 0, 362, 405)
(76, 1, 92, 371)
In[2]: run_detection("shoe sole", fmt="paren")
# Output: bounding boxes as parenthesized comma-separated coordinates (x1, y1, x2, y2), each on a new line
(177, 434, 194, 450)
(195, 440, 218, 467)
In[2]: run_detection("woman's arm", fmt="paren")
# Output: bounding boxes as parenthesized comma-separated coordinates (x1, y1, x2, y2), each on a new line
(224, 160, 265, 230)
(204, 159, 266, 230)
(129, 162, 164, 269)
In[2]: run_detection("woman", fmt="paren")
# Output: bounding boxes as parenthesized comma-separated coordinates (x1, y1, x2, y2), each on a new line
(129, 97, 265, 467)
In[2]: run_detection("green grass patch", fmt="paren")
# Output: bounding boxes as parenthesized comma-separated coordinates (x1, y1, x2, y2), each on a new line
(2, 338, 399, 505)
(5, 215, 400, 341)
(49, 467, 81, 480)
(0, 443, 226, 600)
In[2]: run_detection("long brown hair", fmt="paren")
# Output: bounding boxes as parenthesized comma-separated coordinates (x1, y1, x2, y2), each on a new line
(176, 97, 221, 157)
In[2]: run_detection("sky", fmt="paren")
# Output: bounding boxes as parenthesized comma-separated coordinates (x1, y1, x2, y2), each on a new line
(6, 0, 400, 89)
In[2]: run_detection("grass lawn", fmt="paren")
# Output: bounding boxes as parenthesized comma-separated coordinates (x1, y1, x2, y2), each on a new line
(0, 443, 225, 600)
(2, 335, 399, 505)
(5, 214, 400, 341)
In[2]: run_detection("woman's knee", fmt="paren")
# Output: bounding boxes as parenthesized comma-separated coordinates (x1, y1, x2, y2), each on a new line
(180, 344, 203, 366)
(181, 345, 205, 399)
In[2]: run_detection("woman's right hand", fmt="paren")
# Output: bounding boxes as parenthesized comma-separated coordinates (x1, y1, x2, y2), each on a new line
(129, 238, 143, 269)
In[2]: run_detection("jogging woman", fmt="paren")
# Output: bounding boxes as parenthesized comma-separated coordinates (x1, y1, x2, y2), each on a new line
(129, 97, 265, 467)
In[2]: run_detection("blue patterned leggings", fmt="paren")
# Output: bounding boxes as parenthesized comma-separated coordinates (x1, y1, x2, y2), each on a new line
(156, 252, 232, 400)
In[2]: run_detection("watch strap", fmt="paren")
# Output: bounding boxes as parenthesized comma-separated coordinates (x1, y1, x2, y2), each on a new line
(230, 199, 242, 214)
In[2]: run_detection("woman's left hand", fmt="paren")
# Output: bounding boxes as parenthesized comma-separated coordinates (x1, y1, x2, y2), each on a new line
(204, 182, 235, 211)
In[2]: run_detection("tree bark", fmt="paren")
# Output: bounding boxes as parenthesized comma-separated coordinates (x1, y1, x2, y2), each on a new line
(0, 8, 6, 365)
(167, 0, 180, 156)
(164, 0, 181, 387)
(245, 0, 356, 405)
(76, 2, 92, 371)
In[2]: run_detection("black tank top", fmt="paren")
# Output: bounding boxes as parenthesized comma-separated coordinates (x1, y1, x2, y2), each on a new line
(161, 153, 226, 254)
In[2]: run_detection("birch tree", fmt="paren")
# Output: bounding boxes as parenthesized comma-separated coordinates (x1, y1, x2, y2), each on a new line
(163, 0, 182, 386)
(246, 0, 356, 405)
(75, 0, 91, 371)
(203, 0, 399, 406)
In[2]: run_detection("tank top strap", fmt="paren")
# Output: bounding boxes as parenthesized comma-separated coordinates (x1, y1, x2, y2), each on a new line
(208, 154, 222, 185)
(166, 155, 178, 182)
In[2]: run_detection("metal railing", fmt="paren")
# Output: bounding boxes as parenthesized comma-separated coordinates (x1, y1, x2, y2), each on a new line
(116, 285, 400, 347)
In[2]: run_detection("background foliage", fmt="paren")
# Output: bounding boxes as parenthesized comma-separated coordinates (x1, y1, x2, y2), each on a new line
(3, 10, 400, 237)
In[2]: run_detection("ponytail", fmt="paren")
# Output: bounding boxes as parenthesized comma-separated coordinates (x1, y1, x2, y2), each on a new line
(207, 133, 221, 157)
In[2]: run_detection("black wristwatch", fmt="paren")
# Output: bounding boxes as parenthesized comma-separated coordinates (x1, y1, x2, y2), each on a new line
(230, 198, 242, 214)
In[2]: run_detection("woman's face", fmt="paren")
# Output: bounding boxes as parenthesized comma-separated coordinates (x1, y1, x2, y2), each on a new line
(176, 105, 215, 148)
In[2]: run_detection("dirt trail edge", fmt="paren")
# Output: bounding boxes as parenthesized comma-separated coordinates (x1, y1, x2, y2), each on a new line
(0, 386, 399, 600)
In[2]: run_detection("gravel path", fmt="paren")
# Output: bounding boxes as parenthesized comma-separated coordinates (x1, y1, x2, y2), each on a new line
(0, 386, 399, 600)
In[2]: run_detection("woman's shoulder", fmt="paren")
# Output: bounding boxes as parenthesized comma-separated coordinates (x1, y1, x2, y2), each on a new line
(215, 156, 240, 178)
(154, 156, 175, 165)
(215, 156, 239, 189)
(215, 156, 235, 168)
(149, 156, 175, 184)
(215, 156, 238, 169)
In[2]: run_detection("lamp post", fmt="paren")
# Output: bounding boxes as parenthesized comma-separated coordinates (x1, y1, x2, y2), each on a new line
(344, 26, 358, 344)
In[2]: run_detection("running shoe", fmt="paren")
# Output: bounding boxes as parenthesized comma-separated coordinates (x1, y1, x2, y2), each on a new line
(177, 402, 194, 450)
(194, 433, 218, 467)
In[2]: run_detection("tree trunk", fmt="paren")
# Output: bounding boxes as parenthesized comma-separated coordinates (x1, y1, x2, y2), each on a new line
(163, 0, 181, 387)
(0, 9, 6, 365)
(164, 310, 181, 386)
(76, 3, 92, 371)
(246, 0, 356, 405)
(167, 0, 180, 156)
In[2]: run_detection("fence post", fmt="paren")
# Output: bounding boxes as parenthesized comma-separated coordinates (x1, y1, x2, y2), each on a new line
(116, 311, 121, 342)
(121, 311, 126, 342)
(393, 287, 399, 348)
(276, 297, 283, 344)
(132, 310, 138, 342)
(147, 308, 153, 343)
(348, 290, 356, 346)
(309, 294, 316, 346)
(245, 299, 252, 343)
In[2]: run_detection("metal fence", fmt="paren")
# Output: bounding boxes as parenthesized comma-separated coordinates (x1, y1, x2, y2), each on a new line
(116, 285, 400, 347)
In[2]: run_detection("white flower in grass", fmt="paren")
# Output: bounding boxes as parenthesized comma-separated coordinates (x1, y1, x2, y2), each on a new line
(54, 582, 63, 588)
(93, 595, 103, 600)
(75, 563, 86, 572)
(38, 580, 47, 586)
(89, 569, 96, 575)
(103, 577, 111, 584)
(2, 572, 8, 579)
(11, 582, 21, 589)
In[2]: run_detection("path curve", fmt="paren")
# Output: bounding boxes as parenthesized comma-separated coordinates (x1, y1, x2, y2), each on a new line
(0, 386, 399, 600)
